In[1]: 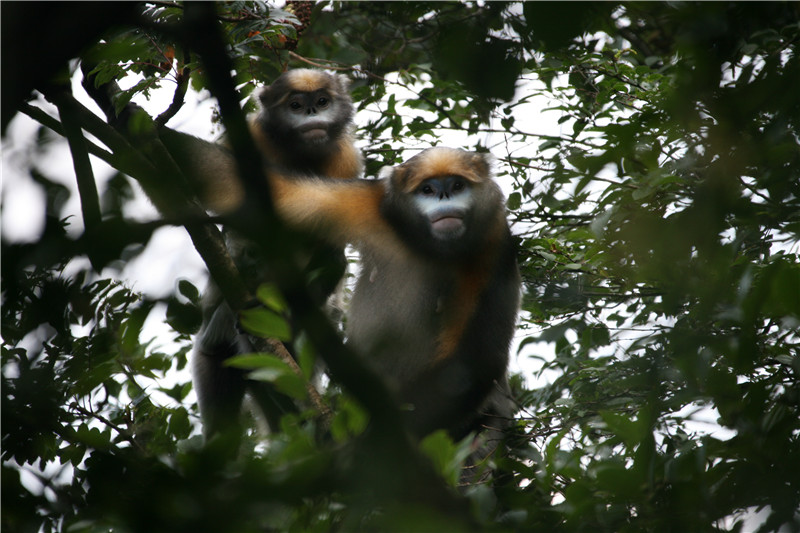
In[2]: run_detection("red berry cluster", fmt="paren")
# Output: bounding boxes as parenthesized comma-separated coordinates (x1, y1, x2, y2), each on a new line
(284, 1, 313, 50)
(286, 1, 312, 28)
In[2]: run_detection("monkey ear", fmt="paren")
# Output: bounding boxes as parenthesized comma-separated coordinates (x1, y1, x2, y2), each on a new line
(471, 151, 494, 178)
(256, 85, 272, 106)
(332, 73, 352, 93)
(377, 165, 395, 180)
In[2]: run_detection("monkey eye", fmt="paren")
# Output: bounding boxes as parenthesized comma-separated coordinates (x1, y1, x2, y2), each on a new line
(316, 96, 330, 108)
(452, 180, 465, 191)
(419, 184, 436, 196)
(289, 101, 303, 111)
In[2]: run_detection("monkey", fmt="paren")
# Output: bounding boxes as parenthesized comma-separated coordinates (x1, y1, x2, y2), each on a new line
(165, 69, 364, 438)
(195, 68, 363, 214)
(266, 147, 520, 442)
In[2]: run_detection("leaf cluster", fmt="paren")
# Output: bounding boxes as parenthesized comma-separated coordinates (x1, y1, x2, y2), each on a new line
(2, 2, 799, 532)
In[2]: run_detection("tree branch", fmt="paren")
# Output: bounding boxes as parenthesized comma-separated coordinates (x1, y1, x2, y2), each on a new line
(37, 87, 250, 312)
(179, 2, 472, 517)
(180, 2, 400, 435)
(79, 56, 334, 425)
(156, 50, 192, 127)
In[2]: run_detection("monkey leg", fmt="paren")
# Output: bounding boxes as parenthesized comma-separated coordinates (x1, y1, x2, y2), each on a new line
(192, 302, 247, 438)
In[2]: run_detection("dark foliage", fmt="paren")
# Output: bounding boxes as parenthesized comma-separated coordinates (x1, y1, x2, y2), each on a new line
(2, 2, 799, 531)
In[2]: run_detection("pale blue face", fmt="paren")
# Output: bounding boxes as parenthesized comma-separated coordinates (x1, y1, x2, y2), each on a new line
(413, 176, 473, 238)
(282, 90, 340, 143)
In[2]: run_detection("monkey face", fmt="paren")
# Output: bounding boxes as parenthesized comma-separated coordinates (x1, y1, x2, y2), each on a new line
(382, 147, 504, 260)
(384, 174, 489, 260)
(412, 176, 473, 240)
(257, 70, 355, 157)
(281, 90, 342, 145)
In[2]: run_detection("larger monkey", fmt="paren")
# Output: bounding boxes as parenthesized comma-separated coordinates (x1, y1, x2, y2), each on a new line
(269, 147, 520, 440)
(178, 69, 363, 437)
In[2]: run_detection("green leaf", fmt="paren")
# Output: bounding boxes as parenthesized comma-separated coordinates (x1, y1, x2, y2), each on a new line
(538, 251, 557, 262)
(166, 298, 202, 335)
(600, 411, 648, 449)
(293, 332, 317, 381)
(249, 368, 306, 400)
(419, 431, 473, 487)
(168, 408, 191, 439)
(224, 353, 282, 369)
(177, 279, 200, 302)
(256, 283, 288, 313)
(239, 307, 291, 341)
(225, 353, 307, 400)
(506, 191, 522, 210)
(330, 396, 369, 442)
(74, 424, 112, 450)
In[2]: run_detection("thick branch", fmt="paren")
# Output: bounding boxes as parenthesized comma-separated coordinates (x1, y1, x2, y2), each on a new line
(53, 96, 102, 236)
(21, 103, 123, 175)
(179, 3, 471, 516)
(80, 60, 331, 421)
(180, 1, 402, 435)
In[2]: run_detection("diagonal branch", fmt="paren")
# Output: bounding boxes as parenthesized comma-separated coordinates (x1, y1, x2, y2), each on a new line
(51, 91, 102, 239)
(155, 50, 192, 127)
(179, 2, 473, 518)
(34, 87, 250, 313)
(79, 58, 334, 424)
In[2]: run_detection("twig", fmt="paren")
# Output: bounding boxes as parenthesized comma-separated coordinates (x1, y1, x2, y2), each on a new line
(71, 403, 144, 451)
(156, 51, 192, 127)
(259, 337, 332, 427)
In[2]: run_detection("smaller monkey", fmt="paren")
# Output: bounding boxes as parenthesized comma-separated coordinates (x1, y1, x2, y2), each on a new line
(197, 68, 363, 214)
(250, 70, 362, 177)
(162, 69, 364, 438)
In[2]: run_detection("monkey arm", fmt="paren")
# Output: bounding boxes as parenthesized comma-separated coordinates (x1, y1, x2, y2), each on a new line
(158, 128, 247, 214)
(269, 175, 406, 256)
(325, 136, 365, 179)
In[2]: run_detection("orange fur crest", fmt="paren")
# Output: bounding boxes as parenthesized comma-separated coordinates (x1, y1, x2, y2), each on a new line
(285, 69, 331, 93)
(395, 147, 490, 193)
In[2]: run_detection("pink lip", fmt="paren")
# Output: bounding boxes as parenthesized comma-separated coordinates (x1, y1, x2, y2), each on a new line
(303, 128, 327, 140)
(431, 216, 463, 232)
